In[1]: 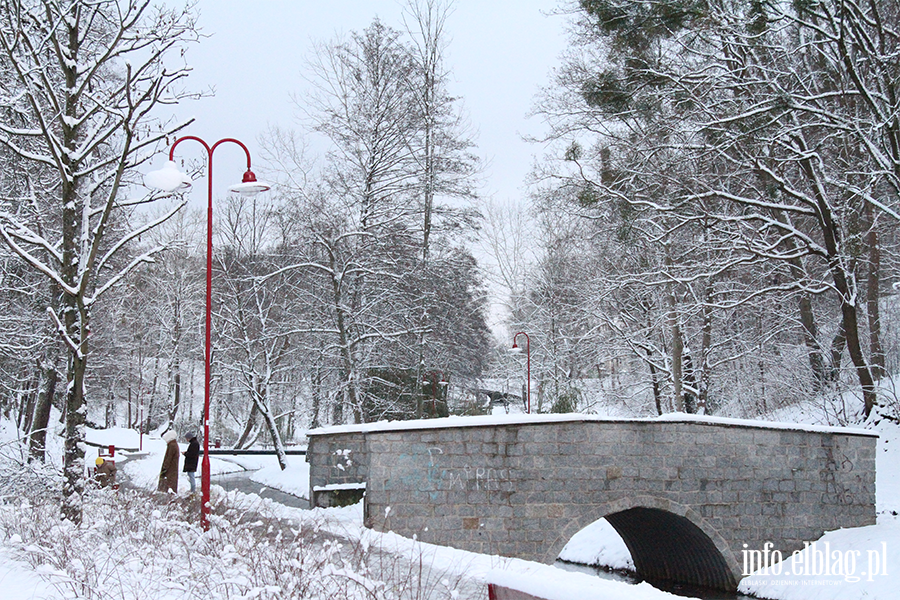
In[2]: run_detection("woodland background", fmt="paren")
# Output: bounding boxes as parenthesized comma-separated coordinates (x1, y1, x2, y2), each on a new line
(2, 0, 900, 523)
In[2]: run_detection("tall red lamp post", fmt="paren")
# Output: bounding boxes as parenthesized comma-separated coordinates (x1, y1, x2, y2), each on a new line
(146, 137, 270, 530)
(511, 332, 531, 414)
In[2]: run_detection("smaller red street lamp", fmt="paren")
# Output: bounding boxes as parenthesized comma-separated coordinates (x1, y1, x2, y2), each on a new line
(146, 137, 270, 530)
(511, 332, 531, 414)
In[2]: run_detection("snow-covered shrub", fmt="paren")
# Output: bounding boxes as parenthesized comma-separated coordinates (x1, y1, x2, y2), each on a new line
(0, 437, 62, 505)
(0, 467, 466, 599)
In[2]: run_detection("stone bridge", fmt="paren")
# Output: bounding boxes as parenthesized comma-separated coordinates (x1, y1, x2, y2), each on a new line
(306, 415, 877, 592)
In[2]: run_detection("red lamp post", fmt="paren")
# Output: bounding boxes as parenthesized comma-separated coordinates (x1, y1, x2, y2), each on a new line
(146, 137, 269, 530)
(511, 332, 531, 414)
(422, 371, 448, 416)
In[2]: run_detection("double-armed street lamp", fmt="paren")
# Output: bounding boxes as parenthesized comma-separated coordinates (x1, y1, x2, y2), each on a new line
(511, 332, 531, 414)
(146, 137, 270, 530)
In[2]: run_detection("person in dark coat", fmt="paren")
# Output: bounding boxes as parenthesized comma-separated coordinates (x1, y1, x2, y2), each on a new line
(157, 430, 179, 493)
(182, 432, 200, 493)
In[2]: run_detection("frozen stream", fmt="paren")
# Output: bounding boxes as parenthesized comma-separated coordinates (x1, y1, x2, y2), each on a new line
(211, 469, 309, 509)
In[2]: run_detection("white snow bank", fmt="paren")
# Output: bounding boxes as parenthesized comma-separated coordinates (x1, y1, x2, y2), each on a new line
(0, 548, 57, 599)
(486, 566, 679, 600)
(654, 412, 875, 436)
(738, 517, 900, 600)
(84, 426, 142, 450)
(308, 411, 875, 437)
(875, 419, 900, 515)
(249, 459, 310, 499)
(558, 518, 634, 570)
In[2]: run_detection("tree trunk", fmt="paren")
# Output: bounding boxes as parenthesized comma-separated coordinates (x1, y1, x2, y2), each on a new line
(665, 252, 684, 412)
(61, 304, 87, 525)
(841, 299, 877, 417)
(647, 350, 663, 415)
(865, 201, 885, 380)
(797, 145, 876, 417)
(699, 283, 712, 414)
(328, 249, 362, 423)
(146, 342, 161, 431)
(29, 358, 58, 463)
(169, 300, 183, 423)
(310, 367, 322, 429)
(18, 368, 39, 436)
(252, 385, 289, 471)
(798, 293, 827, 388)
(235, 401, 259, 449)
(171, 367, 181, 423)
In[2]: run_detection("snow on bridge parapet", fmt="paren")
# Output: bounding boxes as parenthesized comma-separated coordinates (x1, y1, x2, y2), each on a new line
(306, 413, 877, 592)
(306, 411, 877, 437)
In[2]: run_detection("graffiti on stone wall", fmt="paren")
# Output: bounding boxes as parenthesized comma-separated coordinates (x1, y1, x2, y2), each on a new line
(821, 445, 855, 505)
(422, 446, 513, 493)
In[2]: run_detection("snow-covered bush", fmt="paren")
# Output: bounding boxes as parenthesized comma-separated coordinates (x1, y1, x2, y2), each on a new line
(0, 471, 465, 599)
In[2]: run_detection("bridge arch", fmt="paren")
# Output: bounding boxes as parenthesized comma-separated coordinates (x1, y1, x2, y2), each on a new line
(546, 496, 740, 592)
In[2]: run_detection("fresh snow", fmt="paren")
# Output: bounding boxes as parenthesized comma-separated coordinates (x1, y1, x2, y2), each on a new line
(0, 548, 57, 599)
(313, 482, 367, 492)
(738, 518, 900, 599)
(248, 458, 310, 499)
(557, 517, 634, 571)
(307, 411, 874, 437)
(143, 160, 191, 192)
(485, 567, 679, 600)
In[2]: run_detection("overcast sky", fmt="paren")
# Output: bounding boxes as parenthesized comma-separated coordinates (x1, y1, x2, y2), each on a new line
(160, 0, 570, 207)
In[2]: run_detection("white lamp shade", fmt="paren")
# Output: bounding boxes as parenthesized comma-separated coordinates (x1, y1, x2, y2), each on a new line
(228, 180, 272, 196)
(144, 161, 192, 192)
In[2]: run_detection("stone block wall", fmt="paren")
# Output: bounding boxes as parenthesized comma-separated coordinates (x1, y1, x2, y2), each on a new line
(307, 430, 368, 507)
(307, 417, 876, 588)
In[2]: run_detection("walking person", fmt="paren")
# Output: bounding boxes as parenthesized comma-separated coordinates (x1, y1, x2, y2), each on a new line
(157, 429, 179, 493)
(183, 432, 200, 494)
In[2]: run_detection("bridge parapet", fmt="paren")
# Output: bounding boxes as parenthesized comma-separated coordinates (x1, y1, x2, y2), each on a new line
(307, 430, 368, 507)
(307, 415, 876, 591)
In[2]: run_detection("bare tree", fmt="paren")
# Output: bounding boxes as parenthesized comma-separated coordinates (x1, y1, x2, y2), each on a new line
(0, 0, 197, 523)
(216, 195, 293, 469)
(529, 0, 900, 419)
(402, 0, 480, 416)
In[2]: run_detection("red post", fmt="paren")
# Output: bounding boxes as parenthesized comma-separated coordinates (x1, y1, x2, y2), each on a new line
(512, 332, 531, 414)
(108, 444, 115, 457)
(487, 583, 498, 600)
(167, 136, 261, 531)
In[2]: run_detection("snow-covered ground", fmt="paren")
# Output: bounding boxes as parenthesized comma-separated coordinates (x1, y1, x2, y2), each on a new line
(2, 406, 898, 599)
(0, 548, 58, 599)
